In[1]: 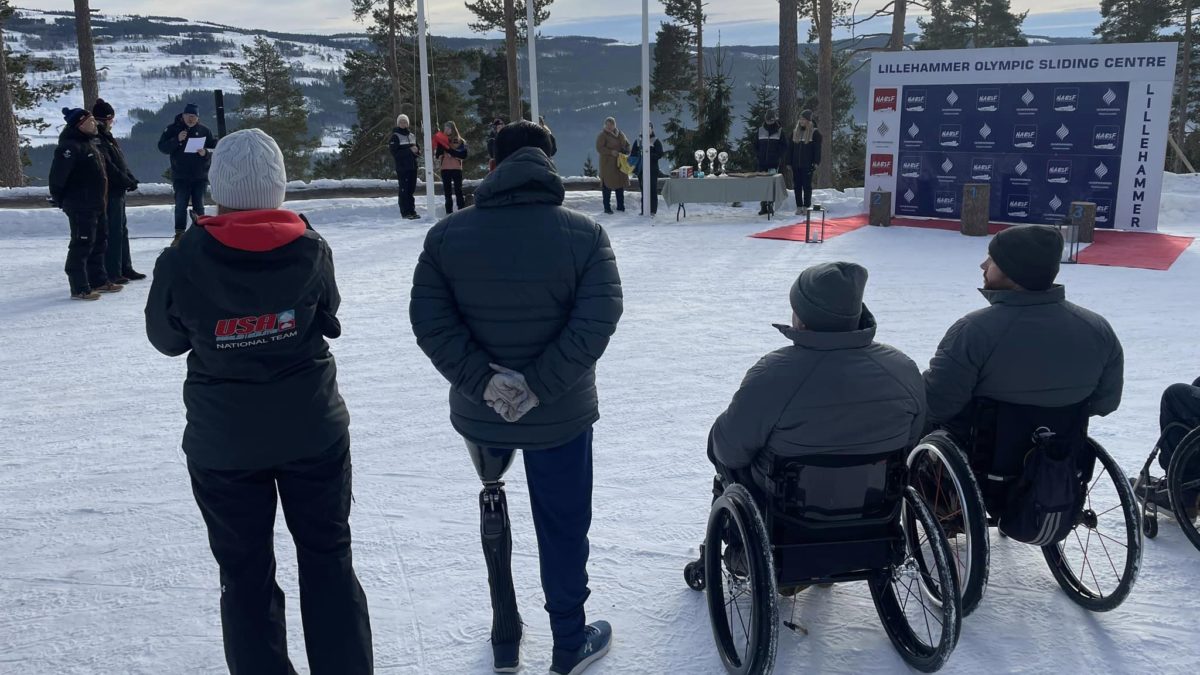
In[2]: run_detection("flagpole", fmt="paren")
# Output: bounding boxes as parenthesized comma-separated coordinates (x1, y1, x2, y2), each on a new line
(527, 0, 539, 122)
(416, 0, 436, 219)
(641, 0, 651, 219)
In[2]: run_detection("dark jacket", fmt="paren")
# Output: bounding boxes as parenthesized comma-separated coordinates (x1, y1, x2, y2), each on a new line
(410, 147, 624, 450)
(95, 123, 138, 192)
(710, 310, 926, 487)
(389, 127, 420, 173)
(157, 114, 217, 184)
(48, 125, 107, 212)
(145, 210, 348, 471)
(790, 129, 823, 170)
(923, 286, 1124, 434)
(630, 136, 664, 179)
(756, 123, 788, 171)
(486, 126, 501, 160)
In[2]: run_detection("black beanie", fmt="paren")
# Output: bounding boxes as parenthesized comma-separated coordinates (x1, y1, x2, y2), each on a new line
(800, 109, 814, 121)
(988, 225, 1064, 291)
(789, 262, 868, 332)
(62, 107, 90, 127)
(91, 98, 115, 119)
(184, 102, 199, 115)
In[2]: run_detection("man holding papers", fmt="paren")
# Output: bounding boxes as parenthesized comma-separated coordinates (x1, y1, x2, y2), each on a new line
(158, 102, 218, 246)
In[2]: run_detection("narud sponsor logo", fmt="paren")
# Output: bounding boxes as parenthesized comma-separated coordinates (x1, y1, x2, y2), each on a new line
(869, 153, 894, 176)
(971, 157, 994, 181)
(214, 310, 298, 349)
(873, 88, 898, 112)
(904, 89, 926, 112)
(934, 192, 956, 214)
(1007, 194, 1031, 218)
(1013, 125, 1037, 149)
(939, 124, 961, 147)
(1093, 125, 1120, 150)
(1046, 159, 1072, 184)
(976, 88, 1000, 112)
(1094, 199, 1112, 224)
(1053, 87, 1079, 112)
(900, 156, 922, 178)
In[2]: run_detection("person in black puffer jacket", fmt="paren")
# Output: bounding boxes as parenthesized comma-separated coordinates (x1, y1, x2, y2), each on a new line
(410, 121, 622, 675)
(92, 98, 144, 283)
(388, 114, 421, 219)
(755, 112, 789, 215)
(49, 107, 119, 300)
(789, 109, 823, 212)
(157, 102, 218, 242)
(146, 129, 373, 675)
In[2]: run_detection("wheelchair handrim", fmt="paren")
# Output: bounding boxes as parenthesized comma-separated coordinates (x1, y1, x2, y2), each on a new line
(907, 442, 972, 600)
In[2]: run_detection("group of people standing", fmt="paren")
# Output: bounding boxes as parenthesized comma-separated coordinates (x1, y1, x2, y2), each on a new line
(754, 109, 823, 214)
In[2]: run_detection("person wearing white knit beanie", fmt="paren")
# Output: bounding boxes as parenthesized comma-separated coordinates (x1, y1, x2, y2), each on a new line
(207, 128, 288, 212)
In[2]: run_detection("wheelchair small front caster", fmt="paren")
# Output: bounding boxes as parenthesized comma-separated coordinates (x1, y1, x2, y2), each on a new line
(1143, 515, 1159, 539)
(684, 560, 706, 591)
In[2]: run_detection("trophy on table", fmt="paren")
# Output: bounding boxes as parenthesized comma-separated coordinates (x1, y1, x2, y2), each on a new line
(716, 151, 729, 176)
(706, 148, 717, 177)
(693, 149, 705, 176)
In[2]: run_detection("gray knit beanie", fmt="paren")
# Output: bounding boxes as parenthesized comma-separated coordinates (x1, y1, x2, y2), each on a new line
(208, 129, 287, 211)
(790, 262, 868, 332)
(988, 224, 1063, 291)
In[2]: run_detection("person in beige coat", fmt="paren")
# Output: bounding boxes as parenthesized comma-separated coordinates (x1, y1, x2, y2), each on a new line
(595, 117, 630, 214)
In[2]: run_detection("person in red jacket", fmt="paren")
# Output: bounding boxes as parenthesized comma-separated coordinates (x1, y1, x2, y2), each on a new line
(433, 121, 469, 214)
(146, 129, 373, 674)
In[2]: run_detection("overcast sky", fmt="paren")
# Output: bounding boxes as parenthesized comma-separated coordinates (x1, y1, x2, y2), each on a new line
(22, 1, 1102, 42)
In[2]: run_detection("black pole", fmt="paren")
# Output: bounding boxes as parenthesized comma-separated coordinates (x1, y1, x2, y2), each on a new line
(214, 89, 227, 138)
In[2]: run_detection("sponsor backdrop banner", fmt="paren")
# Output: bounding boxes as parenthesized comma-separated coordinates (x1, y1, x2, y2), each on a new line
(866, 44, 1176, 231)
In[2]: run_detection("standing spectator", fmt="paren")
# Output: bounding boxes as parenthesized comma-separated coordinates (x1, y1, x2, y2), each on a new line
(434, 121, 469, 214)
(49, 107, 122, 301)
(157, 102, 218, 246)
(92, 98, 145, 284)
(389, 114, 421, 220)
(629, 123, 663, 216)
(410, 122, 623, 675)
(145, 129, 374, 674)
(486, 117, 505, 161)
(595, 117, 630, 215)
(789, 109, 822, 214)
(539, 116, 558, 157)
(755, 111, 788, 215)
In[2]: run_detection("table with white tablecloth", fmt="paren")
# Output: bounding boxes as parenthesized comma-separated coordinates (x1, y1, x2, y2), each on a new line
(660, 174, 789, 220)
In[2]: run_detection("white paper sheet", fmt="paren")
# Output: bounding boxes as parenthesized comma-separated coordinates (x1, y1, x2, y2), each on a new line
(184, 137, 205, 154)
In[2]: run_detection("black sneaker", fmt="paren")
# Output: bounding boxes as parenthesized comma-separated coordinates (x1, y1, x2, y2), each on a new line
(122, 269, 147, 281)
(112, 276, 130, 285)
(550, 621, 612, 675)
(603, 208, 614, 215)
(492, 636, 521, 673)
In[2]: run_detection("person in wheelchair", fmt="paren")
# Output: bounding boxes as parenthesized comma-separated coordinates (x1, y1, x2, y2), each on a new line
(1140, 376, 1200, 518)
(707, 262, 926, 575)
(923, 224, 1124, 443)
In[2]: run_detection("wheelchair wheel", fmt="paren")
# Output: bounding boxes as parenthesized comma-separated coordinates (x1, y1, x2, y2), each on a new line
(685, 558, 707, 591)
(871, 486, 961, 673)
(907, 434, 989, 616)
(1042, 438, 1142, 612)
(703, 484, 778, 675)
(1167, 431, 1200, 552)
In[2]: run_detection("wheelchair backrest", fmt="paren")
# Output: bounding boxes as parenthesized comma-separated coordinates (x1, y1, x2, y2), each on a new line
(970, 399, 1089, 478)
(765, 449, 907, 530)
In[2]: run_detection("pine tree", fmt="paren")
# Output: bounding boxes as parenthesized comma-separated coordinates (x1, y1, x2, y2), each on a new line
(464, 0, 555, 122)
(72, 0, 99, 108)
(0, 0, 21, 186)
(796, 48, 859, 188)
(692, 45, 733, 156)
(779, 0, 798, 129)
(228, 37, 316, 179)
(583, 154, 597, 177)
(1, 2, 73, 184)
(352, 0, 415, 117)
(1096, 0, 1172, 43)
(733, 60, 777, 172)
(917, 0, 1027, 50)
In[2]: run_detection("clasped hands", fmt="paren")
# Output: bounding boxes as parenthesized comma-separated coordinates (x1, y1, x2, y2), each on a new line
(484, 363, 540, 423)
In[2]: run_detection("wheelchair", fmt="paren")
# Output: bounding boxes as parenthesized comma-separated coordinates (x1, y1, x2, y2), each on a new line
(908, 400, 1142, 615)
(1134, 423, 1200, 551)
(683, 449, 962, 673)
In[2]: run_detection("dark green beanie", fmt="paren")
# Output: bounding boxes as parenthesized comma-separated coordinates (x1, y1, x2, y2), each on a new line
(789, 262, 868, 332)
(988, 225, 1063, 291)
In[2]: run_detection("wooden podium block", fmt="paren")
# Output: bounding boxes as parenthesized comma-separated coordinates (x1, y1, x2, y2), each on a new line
(1070, 202, 1096, 244)
(961, 183, 990, 236)
(869, 191, 892, 227)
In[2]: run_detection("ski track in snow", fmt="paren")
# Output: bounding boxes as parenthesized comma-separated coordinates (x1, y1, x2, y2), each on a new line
(1, 182, 1198, 674)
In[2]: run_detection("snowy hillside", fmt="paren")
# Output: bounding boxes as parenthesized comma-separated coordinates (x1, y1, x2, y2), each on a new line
(0, 175, 1197, 673)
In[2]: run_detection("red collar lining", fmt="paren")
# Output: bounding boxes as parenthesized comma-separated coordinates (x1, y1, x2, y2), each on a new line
(197, 210, 306, 252)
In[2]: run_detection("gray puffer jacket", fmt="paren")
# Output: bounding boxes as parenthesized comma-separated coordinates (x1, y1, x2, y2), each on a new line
(410, 147, 624, 450)
(709, 310, 926, 485)
(923, 286, 1124, 432)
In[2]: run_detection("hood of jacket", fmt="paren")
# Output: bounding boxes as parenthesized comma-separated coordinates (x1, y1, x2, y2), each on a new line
(473, 147, 565, 208)
(773, 306, 878, 350)
(183, 209, 322, 310)
(978, 284, 1066, 307)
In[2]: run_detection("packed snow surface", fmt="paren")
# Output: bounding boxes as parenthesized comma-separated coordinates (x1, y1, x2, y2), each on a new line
(1, 179, 1197, 673)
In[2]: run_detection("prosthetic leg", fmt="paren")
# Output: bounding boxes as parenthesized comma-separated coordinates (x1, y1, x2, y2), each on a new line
(468, 442, 522, 668)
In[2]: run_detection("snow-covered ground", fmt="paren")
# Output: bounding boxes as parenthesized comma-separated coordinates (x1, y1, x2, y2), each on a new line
(1, 179, 1197, 674)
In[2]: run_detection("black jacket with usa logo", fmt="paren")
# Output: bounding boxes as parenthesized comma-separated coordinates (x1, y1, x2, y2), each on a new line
(145, 210, 348, 470)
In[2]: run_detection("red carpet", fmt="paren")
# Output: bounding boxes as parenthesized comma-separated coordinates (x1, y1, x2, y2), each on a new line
(751, 215, 1193, 271)
(751, 215, 871, 242)
(1077, 229, 1194, 271)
